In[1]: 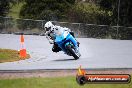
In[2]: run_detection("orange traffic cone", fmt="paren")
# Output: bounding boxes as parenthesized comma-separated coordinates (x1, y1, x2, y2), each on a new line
(21, 34, 24, 43)
(20, 34, 27, 58)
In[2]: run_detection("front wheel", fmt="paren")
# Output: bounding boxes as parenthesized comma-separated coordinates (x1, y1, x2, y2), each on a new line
(66, 45, 81, 60)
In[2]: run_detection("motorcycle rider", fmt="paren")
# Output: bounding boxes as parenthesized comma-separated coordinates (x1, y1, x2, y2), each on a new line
(44, 21, 79, 53)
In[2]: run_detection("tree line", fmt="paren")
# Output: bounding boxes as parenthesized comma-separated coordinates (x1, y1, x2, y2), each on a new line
(0, 0, 132, 26)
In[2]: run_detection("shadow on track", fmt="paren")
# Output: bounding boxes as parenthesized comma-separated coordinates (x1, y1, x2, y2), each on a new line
(53, 58, 75, 61)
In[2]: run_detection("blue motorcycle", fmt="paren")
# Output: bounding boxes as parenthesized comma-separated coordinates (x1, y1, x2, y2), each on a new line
(55, 31, 81, 60)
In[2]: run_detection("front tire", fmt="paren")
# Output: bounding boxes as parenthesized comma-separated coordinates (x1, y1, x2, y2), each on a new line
(66, 45, 80, 60)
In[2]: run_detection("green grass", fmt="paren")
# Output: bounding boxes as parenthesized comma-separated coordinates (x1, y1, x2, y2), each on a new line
(8, 2, 24, 18)
(0, 76, 131, 88)
(0, 48, 30, 63)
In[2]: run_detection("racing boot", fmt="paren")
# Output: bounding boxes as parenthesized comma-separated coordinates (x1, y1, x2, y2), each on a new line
(77, 41, 80, 47)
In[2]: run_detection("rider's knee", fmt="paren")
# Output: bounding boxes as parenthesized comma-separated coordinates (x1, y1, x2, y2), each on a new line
(52, 48, 61, 52)
(52, 44, 61, 52)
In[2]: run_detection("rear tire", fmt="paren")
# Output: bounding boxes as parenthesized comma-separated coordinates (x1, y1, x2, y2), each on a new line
(66, 45, 80, 60)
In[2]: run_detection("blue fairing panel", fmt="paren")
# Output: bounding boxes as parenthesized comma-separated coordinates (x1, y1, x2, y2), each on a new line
(55, 33, 78, 52)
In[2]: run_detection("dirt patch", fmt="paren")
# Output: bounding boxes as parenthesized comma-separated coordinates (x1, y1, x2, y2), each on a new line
(0, 69, 132, 79)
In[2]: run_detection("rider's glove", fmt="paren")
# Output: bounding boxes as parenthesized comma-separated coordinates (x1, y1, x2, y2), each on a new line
(49, 40, 54, 44)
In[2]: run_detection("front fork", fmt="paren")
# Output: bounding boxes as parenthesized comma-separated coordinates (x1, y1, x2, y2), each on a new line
(65, 43, 73, 56)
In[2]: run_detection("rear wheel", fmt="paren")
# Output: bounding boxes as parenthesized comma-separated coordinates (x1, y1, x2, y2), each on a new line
(66, 45, 80, 60)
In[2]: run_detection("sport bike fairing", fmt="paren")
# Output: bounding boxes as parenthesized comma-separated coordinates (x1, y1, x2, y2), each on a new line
(55, 31, 77, 52)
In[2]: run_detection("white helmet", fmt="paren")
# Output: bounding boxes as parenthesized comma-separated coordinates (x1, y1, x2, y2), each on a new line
(44, 21, 54, 32)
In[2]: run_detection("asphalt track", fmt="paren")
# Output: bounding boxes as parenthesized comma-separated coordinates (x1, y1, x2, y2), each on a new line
(0, 34, 132, 70)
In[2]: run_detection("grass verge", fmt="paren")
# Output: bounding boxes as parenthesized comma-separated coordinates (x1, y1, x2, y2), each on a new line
(0, 76, 131, 88)
(0, 48, 30, 63)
